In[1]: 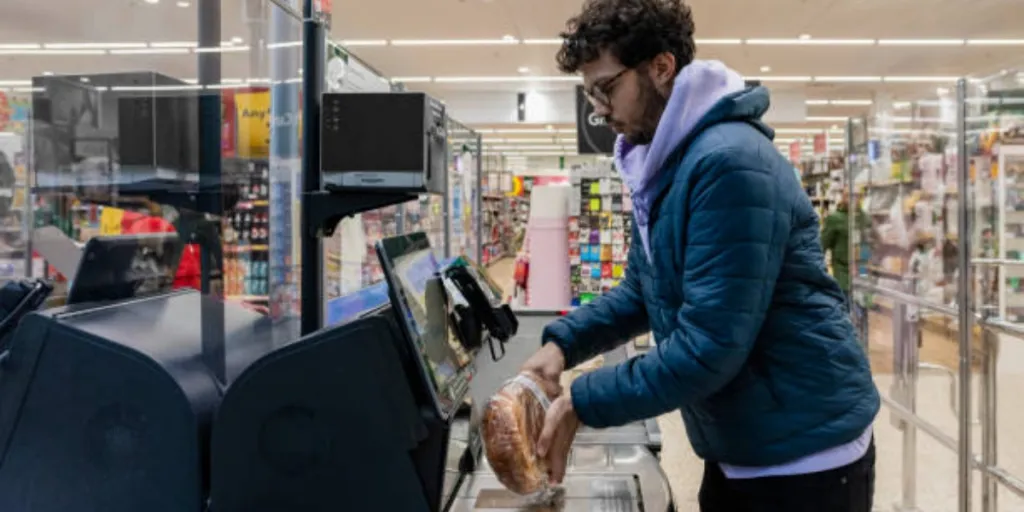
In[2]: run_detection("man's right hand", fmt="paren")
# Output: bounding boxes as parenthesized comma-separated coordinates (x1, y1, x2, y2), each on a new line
(521, 342, 566, 397)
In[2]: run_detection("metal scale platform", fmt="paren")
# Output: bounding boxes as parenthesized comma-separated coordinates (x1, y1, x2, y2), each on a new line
(447, 316, 672, 512)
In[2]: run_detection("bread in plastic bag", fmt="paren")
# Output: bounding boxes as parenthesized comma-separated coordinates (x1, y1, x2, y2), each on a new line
(481, 372, 553, 495)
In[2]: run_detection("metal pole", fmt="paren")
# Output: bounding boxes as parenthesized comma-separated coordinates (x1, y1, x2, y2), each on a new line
(981, 326, 999, 512)
(892, 290, 919, 511)
(955, 77, 973, 512)
(442, 124, 451, 258)
(974, 90, 1000, 512)
(476, 134, 483, 264)
(299, 0, 325, 335)
(197, 0, 226, 385)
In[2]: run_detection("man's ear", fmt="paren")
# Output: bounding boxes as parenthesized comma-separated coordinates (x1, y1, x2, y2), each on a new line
(649, 52, 677, 88)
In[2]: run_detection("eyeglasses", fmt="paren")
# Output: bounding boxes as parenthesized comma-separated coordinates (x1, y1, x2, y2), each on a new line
(583, 68, 630, 108)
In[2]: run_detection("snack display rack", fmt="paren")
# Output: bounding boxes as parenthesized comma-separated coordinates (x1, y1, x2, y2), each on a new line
(0, 92, 39, 280)
(800, 153, 846, 222)
(851, 111, 960, 314)
(222, 159, 271, 307)
(567, 162, 633, 307)
(480, 155, 513, 266)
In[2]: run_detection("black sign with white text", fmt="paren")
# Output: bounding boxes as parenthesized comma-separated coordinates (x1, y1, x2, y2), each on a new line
(575, 85, 616, 154)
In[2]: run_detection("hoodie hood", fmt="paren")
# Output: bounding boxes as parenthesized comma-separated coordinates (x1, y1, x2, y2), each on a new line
(613, 60, 755, 259)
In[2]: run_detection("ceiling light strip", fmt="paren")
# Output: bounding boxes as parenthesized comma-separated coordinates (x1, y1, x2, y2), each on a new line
(10, 37, 1024, 52)
(391, 39, 519, 46)
(806, 116, 850, 122)
(695, 39, 743, 45)
(341, 40, 388, 47)
(44, 42, 147, 49)
(267, 41, 302, 49)
(110, 48, 191, 55)
(814, 76, 882, 82)
(746, 38, 874, 45)
(0, 43, 41, 50)
(0, 49, 107, 55)
(743, 76, 812, 82)
(150, 41, 198, 48)
(878, 39, 965, 46)
(882, 76, 959, 82)
(433, 76, 580, 83)
(967, 39, 1024, 46)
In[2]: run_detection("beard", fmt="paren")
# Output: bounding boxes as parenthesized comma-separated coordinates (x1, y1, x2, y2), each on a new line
(620, 74, 668, 145)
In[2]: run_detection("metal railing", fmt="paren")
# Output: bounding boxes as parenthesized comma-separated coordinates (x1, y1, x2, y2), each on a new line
(847, 78, 1024, 512)
(854, 279, 1022, 507)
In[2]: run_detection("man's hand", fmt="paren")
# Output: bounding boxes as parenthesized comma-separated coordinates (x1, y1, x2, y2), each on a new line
(520, 342, 566, 397)
(536, 393, 580, 485)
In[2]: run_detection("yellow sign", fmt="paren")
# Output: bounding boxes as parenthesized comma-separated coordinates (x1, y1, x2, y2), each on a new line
(100, 206, 125, 236)
(235, 90, 270, 158)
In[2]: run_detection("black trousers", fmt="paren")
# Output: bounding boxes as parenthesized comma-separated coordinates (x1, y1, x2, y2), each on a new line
(698, 441, 875, 512)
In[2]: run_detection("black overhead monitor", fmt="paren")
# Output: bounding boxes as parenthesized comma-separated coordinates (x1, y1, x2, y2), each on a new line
(376, 232, 473, 419)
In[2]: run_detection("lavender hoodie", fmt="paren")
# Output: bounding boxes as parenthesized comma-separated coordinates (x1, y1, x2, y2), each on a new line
(614, 60, 746, 260)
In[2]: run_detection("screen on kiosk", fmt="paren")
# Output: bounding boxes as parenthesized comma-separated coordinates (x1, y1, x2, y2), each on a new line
(390, 248, 471, 403)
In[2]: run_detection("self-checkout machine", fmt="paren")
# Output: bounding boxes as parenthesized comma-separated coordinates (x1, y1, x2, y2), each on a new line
(202, 85, 672, 511)
(0, 71, 304, 511)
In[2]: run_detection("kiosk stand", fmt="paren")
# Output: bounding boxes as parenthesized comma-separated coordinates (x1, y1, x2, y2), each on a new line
(0, 3, 672, 506)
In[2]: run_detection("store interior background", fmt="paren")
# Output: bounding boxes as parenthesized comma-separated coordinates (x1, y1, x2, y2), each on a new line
(2, 0, 1024, 510)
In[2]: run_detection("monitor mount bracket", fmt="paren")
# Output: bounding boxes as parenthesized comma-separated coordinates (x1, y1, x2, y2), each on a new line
(304, 188, 422, 238)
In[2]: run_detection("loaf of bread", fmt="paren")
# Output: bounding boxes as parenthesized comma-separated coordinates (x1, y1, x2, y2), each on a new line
(481, 373, 552, 495)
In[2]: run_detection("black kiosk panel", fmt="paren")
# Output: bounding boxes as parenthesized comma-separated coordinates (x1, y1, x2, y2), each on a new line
(210, 232, 486, 512)
(0, 291, 284, 512)
(210, 304, 431, 512)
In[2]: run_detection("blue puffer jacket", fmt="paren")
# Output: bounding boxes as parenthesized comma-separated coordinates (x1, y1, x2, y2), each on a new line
(543, 87, 880, 467)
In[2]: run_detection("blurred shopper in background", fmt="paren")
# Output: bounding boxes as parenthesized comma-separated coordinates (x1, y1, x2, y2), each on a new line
(821, 195, 852, 300)
(120, 199, 201, 291)
(519, 0, 880, 510)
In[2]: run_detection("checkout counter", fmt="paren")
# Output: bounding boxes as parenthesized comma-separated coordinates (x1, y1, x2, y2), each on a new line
(0, 230, 671, 511)
(452, 316, 670, 511)
(0, 86, 672, 511)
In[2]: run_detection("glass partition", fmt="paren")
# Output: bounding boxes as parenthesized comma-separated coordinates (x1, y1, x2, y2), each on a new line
(851, 74, 1024, 509)
(3, 0, 293, 325)
(851, 90, 966, 509)
(965, 68, 1024, 511)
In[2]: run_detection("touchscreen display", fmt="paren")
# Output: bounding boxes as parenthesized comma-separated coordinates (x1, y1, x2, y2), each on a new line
(379, 234, 472, 416)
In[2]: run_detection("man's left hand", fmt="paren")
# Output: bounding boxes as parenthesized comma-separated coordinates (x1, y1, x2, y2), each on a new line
(536, 393, 581, 485)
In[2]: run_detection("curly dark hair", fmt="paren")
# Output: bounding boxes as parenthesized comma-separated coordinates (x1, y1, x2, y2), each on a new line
(556, 0, 696, 75)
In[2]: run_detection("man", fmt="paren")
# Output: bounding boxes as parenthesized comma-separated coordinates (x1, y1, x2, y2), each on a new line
(523, 0, 880, 510)
(120, 199, 201, 290)
(821, 196, 853, 298)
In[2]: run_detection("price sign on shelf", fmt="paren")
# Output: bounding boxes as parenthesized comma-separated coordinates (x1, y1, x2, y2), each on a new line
(99, 206, 124, 236)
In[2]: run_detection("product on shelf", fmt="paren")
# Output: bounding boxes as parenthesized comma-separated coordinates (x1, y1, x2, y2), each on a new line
(222, 160, 271, 309)
(480, 156, 516, 266)
(567, 163, 632, 307)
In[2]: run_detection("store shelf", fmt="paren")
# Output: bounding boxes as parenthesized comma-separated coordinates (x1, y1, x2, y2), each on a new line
(568, 163, 633, 307)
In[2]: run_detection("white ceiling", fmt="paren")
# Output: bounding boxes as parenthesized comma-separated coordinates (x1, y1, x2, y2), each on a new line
(0, 0, 1023, 152)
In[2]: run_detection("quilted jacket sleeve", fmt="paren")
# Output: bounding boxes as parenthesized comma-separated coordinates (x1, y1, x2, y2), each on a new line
(540, 235, 650, 368)
(570, 150, 791, 428)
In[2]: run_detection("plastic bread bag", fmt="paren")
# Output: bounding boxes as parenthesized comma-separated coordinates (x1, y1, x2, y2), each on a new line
(481, 372, 561, 501)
